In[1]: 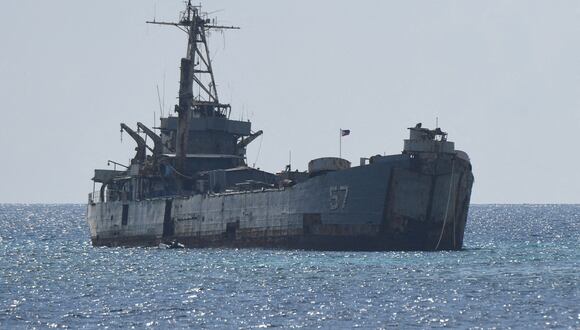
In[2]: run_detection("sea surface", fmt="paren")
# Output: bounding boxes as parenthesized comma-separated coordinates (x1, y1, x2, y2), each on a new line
(0, 204, 578, 329)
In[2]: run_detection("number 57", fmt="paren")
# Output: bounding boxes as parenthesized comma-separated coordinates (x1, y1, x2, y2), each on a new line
(330, 186, 349, 210)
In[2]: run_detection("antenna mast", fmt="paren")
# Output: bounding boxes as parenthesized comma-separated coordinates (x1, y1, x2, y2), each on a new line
(147, 1, 239, 175)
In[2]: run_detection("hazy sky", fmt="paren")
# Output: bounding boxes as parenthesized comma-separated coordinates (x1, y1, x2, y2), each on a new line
(1, 1, 579, 203)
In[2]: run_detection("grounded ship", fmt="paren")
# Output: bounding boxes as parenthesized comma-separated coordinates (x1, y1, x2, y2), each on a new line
(87, 3, 474, 251)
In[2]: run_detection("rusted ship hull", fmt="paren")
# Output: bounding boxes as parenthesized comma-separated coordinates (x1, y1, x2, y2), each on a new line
(87, 154, 473, 251)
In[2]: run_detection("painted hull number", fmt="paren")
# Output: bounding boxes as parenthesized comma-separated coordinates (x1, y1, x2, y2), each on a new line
(330, 186, 349, 210)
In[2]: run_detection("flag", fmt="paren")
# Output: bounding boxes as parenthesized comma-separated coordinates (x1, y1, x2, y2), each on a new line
(341, 129, 350, 137)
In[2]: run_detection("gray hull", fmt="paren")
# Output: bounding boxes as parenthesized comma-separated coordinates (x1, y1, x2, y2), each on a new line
(87, 153, 473, 251)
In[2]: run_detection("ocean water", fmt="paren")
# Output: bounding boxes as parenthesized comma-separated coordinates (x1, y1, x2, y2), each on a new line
(0, 204, 578, 329)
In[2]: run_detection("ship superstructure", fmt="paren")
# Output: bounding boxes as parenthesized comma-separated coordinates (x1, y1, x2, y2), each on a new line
(87, 2, 474, 251)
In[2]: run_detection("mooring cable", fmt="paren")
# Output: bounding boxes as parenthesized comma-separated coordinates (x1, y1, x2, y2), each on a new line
(435, 157, 455, 250)
(252, 134, 263, 168)
(166, 164, 195, 180)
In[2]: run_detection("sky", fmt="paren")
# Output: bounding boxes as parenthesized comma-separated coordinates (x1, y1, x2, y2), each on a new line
(0, 0, 579, 204)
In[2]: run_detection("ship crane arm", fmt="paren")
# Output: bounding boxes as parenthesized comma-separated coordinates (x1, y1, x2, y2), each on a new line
(237, 130, 263, 150)
(120, 123, 151, 164)
(137, 122, 169, 155)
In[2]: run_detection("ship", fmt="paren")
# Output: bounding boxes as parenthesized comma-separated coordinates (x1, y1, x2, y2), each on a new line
(87, 2, 474, 251)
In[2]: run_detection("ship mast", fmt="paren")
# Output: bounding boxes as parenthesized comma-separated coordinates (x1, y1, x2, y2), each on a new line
(147, 1, 239, 174)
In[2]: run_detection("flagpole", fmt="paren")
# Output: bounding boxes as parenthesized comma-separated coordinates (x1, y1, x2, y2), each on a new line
(339, 128, 342, 158)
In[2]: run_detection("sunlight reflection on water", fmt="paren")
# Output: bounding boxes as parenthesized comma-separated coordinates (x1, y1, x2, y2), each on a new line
(0, 204, 578, 328)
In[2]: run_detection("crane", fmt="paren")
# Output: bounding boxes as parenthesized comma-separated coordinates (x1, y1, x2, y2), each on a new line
(120, 123, 151, 164)
(236, 130, 263, 156)
(137, 122, 168, 155)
